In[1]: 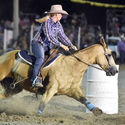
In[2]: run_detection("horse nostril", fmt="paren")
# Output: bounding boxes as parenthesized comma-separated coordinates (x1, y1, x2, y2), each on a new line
(116, 70, 118, 73)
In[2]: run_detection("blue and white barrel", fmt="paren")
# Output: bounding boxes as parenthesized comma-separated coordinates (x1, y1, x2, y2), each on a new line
(86, 64, 119, 114)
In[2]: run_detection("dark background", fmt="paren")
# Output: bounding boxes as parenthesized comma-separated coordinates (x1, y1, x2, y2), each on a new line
(1, 0, 125, 21)
(0, 0, 125, 34)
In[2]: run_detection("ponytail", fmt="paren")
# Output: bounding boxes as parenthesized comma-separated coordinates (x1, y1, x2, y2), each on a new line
(35, 15, 50, 23)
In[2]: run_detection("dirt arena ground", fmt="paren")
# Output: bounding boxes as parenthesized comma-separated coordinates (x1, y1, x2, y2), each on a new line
(0, 65, 125, 125)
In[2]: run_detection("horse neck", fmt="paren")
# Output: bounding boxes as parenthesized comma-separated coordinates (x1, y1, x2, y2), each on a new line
(74, 45, 100, 65)
(61, 45, 100, 75)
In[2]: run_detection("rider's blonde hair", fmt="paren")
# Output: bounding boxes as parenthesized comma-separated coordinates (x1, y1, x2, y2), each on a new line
(35, 14, 50, 23)
(35, 12, 59, 23)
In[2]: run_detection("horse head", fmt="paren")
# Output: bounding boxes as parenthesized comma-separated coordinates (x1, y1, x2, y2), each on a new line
(96, 36, 118, 76)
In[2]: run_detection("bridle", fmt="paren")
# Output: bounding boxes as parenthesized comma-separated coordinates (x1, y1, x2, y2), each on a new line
(104, 48, 112, 66)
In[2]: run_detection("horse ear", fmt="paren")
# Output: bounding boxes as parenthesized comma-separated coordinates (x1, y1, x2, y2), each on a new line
(100, 36, 108, 48)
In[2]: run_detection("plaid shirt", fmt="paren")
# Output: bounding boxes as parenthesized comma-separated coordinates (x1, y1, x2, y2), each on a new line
(33, 17, 73, 49)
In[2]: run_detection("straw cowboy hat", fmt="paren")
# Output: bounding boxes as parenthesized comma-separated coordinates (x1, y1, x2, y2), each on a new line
(35, 5, 68, 23)
(45, 5, 68, 15)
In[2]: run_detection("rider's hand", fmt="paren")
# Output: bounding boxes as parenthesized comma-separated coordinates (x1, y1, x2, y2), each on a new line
(61, 44, 69, 51)
(71, 45, 78, 50)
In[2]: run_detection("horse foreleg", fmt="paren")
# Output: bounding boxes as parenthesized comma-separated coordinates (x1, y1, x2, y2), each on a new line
(37, 84, 58, 115)
(68, 88, 102, 116)
(79, 97, 103, 116)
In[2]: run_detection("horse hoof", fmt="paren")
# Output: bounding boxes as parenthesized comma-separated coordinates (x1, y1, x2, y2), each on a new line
(92, 107, 103, 116)
(37, 110, 42, 115)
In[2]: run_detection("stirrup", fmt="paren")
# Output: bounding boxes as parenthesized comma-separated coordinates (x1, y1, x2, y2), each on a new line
(32, 77, 43, 87)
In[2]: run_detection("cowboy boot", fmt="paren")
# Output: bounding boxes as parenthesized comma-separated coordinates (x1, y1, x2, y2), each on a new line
(32, 77, 43, 87)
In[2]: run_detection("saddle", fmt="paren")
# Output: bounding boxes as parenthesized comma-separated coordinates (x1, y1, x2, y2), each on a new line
(18, 49, 60, 67)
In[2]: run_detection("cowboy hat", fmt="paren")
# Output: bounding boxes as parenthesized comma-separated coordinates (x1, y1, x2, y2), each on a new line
(45, 5, 68, 15)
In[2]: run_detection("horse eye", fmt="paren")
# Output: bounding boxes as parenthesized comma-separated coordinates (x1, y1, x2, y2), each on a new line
(108, 54, 112, 57)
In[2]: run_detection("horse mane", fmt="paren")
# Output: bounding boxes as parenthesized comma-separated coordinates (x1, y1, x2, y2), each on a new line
(61, 42, 102, 56)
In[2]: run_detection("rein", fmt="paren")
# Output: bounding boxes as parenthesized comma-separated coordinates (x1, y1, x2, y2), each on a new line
(68, 50, 103, 71)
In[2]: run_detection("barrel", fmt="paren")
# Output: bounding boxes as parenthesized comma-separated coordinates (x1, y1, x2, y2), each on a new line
(86, 64, 119, 114)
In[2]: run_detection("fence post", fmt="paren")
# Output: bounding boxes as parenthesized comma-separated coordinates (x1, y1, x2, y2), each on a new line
(77, 27, 81, 49)
(3, 29, 7, 52)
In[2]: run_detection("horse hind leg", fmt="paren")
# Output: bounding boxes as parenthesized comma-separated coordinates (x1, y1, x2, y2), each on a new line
(68, 88, 103, 116)
(0, 92, 6, 99)
(0, 90, 10, 100)
(37, 84, 58, 115)
(0, 77, 23, 98)
(0, 82, 7, 99)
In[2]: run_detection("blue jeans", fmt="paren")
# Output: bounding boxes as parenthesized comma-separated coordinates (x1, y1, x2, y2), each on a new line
(32, 41, 45, 81)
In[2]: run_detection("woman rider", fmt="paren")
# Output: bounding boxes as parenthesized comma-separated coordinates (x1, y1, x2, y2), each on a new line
(32, 4, 77, 87)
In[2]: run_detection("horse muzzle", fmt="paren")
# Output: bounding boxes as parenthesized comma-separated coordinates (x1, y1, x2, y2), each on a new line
(105, 66, 118, 76)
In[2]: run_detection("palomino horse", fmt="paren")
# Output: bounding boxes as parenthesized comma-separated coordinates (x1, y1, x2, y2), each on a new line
(0, 37, 118, 116)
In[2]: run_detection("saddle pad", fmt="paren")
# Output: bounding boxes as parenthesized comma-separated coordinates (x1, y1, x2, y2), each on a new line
(18, 50, 60, 67)
(18, 50, 35, 65)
